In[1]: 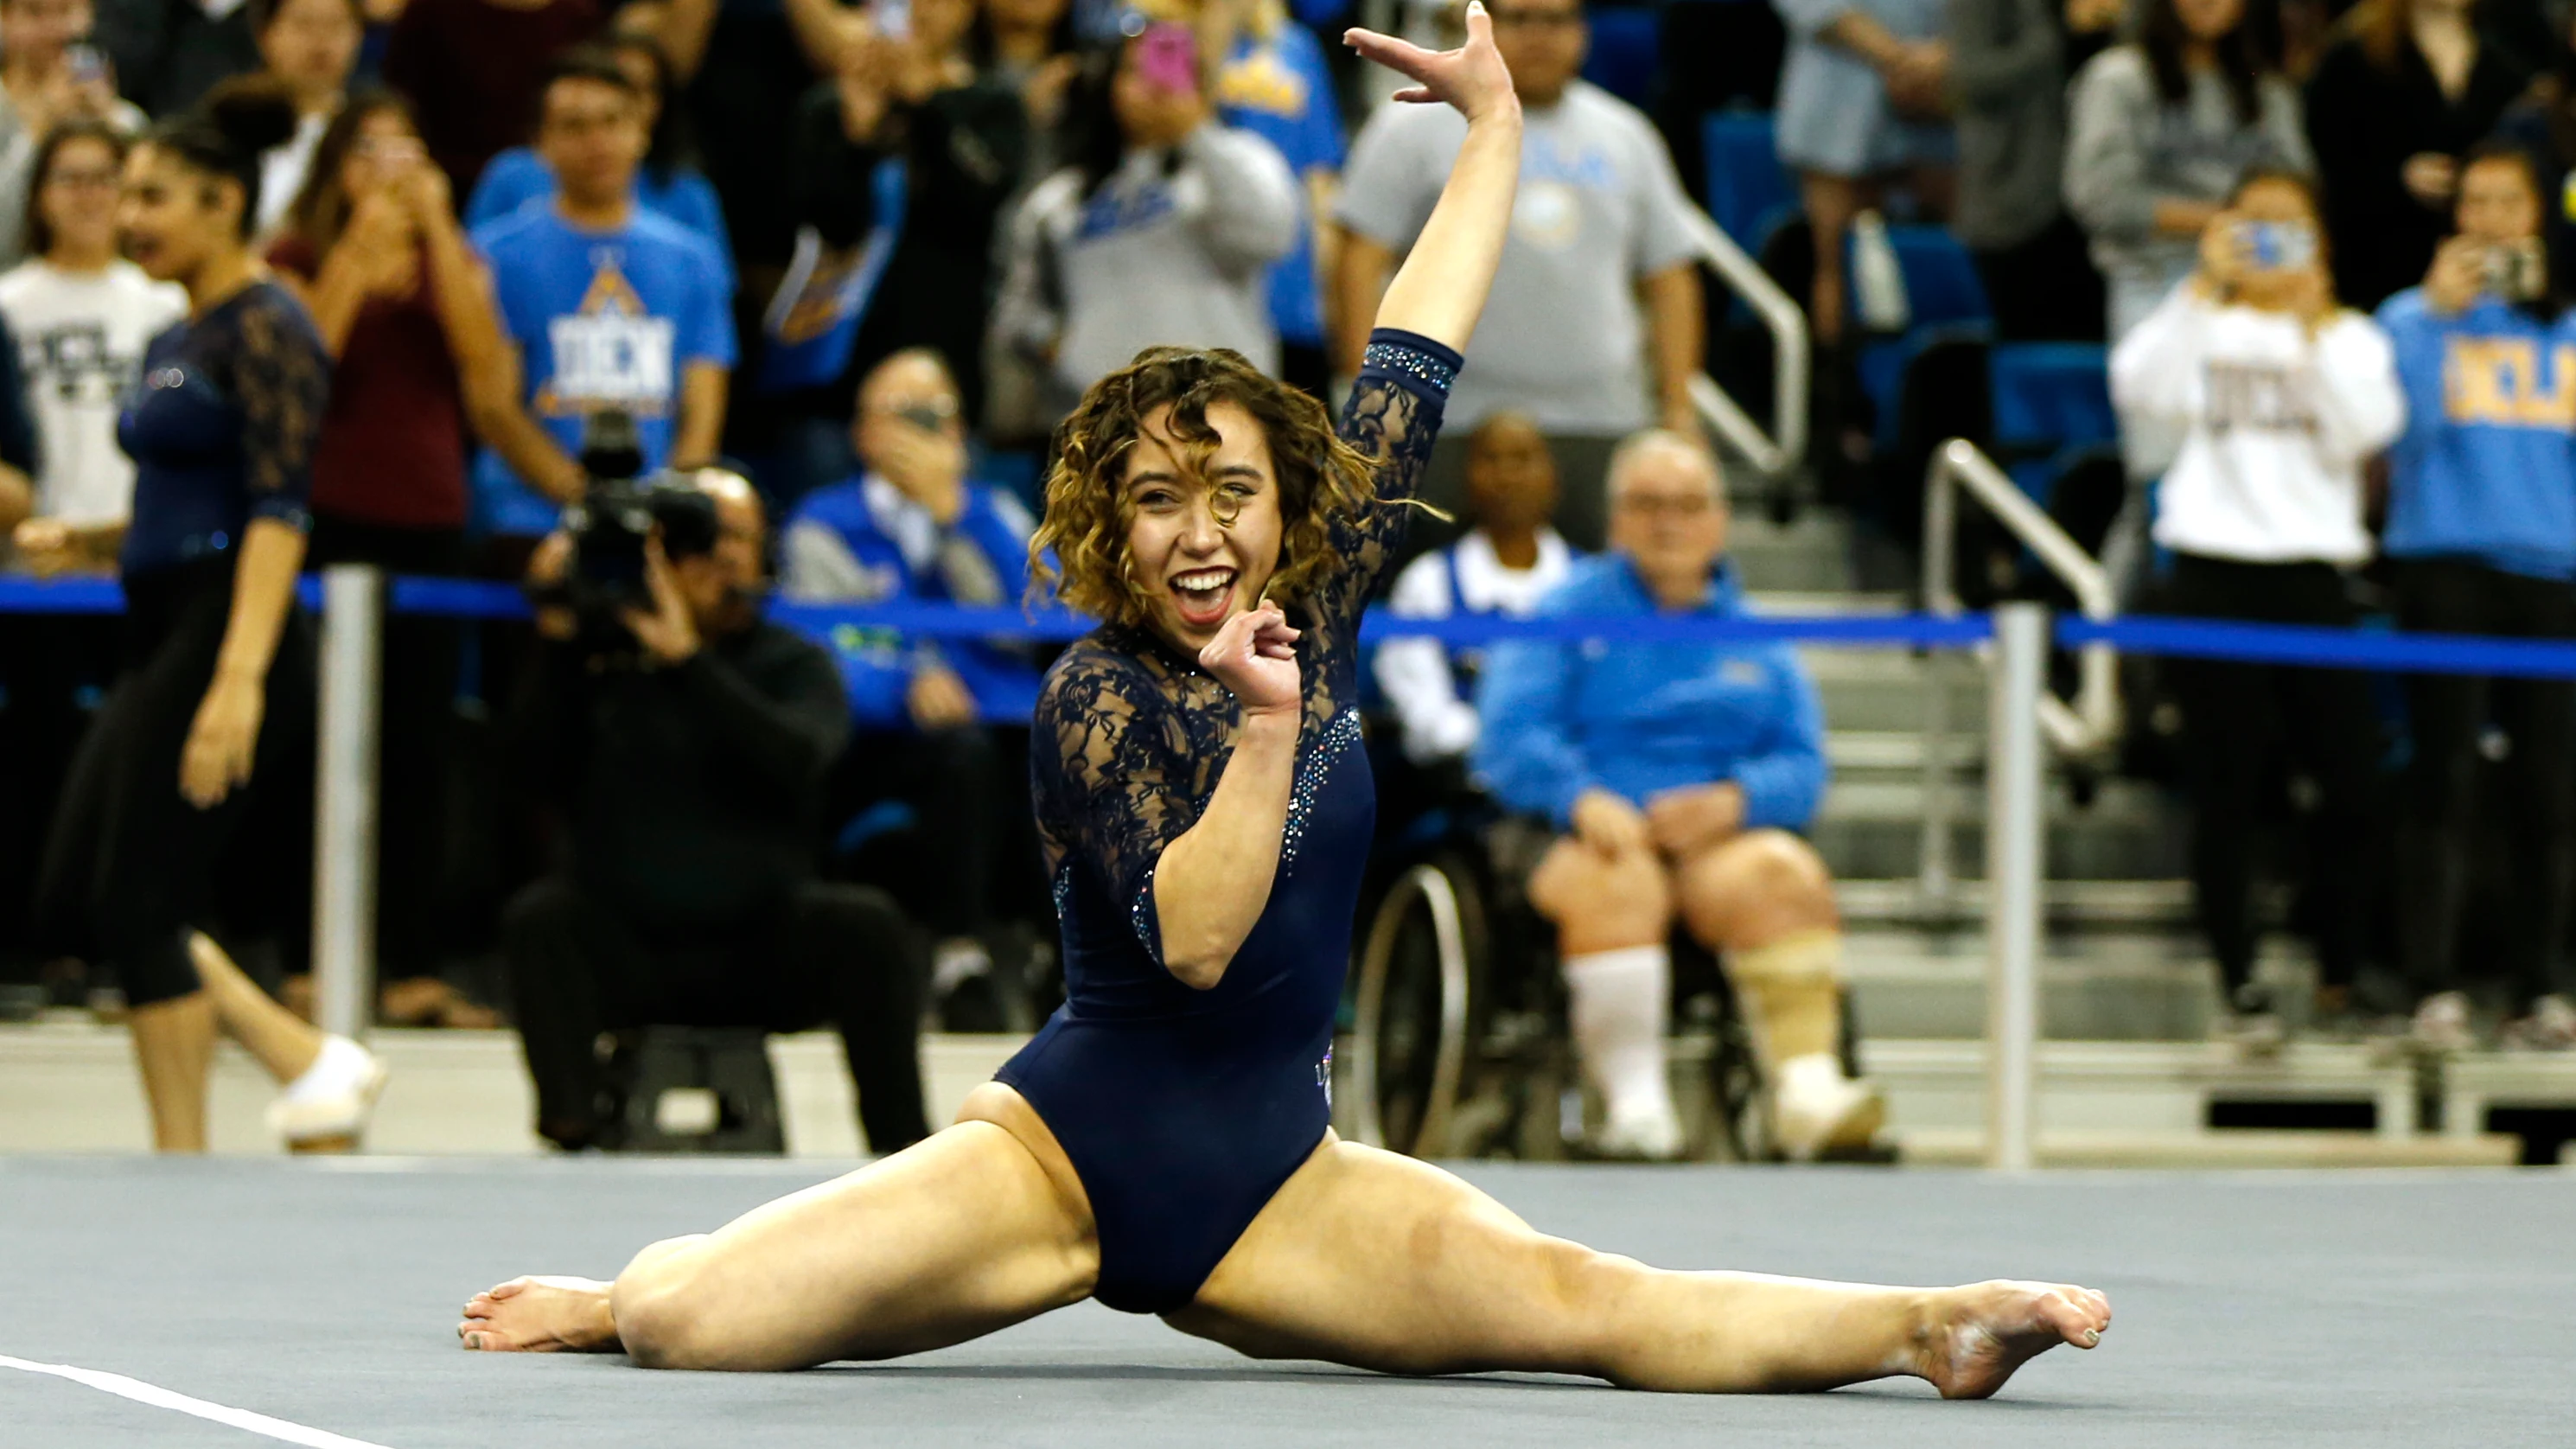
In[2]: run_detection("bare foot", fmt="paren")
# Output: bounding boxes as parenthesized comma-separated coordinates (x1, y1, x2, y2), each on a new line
(458, 1276, 622, 1353)
(1916, 1280, 2112, 1400)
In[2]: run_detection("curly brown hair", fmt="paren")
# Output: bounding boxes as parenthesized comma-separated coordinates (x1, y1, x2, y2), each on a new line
(1030, 347, 1387, 627)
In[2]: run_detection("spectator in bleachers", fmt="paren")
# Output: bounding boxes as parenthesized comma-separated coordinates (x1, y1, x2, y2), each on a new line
(0, 0, 148, 274)
(3, 120, 184, 576)
(468, 50, 734, 541)
(1336, 0, 1702, 439)
(990, 17, 1297, 423)
(95, 0, 261, 118)
(1374, 410, 1574, 768)
(656, 0, 851, 286)
(268, 90, 513, 1022)
(250, 0, 366, 237)
(2375, 144, 2576, 1051)
(1208, 0, 1348, 399)
(2305, 0, 2528, 312)
(2110, 169, 2405, 1050)
(976, 0, 1080, 173)
(508, 469, 928, 1152)
(1947, 0, 2106, 341)
(465, 31, 735, 295)
(1770, 0, 1954, 344)
(782, 348, 1042, 1031)
(383, 0, 603, 200)
(2067, 0, 2314, 346)
(781, 0, 1025, 449)
(1475, 431, 1883, 1162)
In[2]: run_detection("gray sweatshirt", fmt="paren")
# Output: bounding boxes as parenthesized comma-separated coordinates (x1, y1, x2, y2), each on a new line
(990, 124, 1297, 420)
(2063, 46, 2313, 284)
(1947, 0, 2065, 251)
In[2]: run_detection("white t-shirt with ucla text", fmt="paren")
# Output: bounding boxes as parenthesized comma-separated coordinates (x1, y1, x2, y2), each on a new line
(0, 259, 188, 526)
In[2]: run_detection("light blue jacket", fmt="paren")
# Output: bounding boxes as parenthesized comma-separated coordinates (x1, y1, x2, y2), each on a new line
(2376, 286, 2576, 579)
(1473, 555, 1827, 831)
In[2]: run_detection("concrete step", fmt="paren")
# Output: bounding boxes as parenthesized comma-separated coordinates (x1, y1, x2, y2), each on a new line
(1812, 813, 2187, 882)
(1863, 1037, 2435, 1136)
(1844, 929, 2226, 1040)
(1837, 877, 2196, 930)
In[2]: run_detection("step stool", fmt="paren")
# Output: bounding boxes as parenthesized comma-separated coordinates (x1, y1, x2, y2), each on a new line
(608, 1027, 787, 1154)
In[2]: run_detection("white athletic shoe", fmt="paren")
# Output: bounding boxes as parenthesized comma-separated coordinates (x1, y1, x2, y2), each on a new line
(2410, 992, 2476, 1055)
(1772, 1054, 1885, 1163)
(1593, 1101, 1686, 1161)
(266, 1035, 388, 1152)
(2504, 994, 2576, 1052)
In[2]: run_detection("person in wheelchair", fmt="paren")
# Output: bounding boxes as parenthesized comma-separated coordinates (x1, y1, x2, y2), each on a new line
(1373, 409, 1577, 775)
(1474, 430, 1884, 1161)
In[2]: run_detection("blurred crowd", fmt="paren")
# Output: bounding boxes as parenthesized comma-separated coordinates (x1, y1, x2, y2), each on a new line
(2, 0, 2574, 1156)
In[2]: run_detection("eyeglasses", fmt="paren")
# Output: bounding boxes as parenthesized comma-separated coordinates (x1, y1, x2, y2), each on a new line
(1614, 492, 1717, 517)
(45, 169, 119, 190)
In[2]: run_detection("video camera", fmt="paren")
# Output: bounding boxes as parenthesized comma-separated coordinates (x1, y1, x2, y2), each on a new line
(554, 408, 721, 627)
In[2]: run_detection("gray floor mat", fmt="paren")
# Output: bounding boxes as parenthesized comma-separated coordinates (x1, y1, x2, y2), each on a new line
(3, 1158, 2567, 1446)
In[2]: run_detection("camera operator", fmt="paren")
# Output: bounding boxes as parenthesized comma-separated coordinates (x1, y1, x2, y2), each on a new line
(2376, 143, 2576, 1052)
(504, 463, 929, 1153)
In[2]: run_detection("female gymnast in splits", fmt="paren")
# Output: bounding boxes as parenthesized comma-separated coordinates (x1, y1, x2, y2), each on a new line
(459, 7, 2112, 1396)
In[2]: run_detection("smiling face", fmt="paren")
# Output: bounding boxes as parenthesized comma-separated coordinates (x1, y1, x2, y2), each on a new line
(1607, 436, 1727, 603)
(2457, 154, 2541, 245)
(118, 142, 235, 284)
(1120, 399, 1285, 651)
(38, 132, 123, 263)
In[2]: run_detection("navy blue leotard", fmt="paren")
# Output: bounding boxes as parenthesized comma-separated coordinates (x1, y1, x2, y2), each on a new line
(995, 328, 1458, 1315)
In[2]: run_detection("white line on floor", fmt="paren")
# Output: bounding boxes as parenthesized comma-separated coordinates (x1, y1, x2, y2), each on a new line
(0, 1353, 395, 1448)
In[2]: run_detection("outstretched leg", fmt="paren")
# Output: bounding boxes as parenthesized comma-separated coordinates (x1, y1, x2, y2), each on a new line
(462, 1084, 1100, 1370)
(1170, 1138, 2108, 1396)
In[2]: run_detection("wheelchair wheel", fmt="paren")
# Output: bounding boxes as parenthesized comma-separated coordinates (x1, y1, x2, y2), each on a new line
(1346, 857, 1484, 1158)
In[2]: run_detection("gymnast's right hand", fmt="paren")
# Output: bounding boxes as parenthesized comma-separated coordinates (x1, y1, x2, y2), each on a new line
(1198, 600, 1301, 718)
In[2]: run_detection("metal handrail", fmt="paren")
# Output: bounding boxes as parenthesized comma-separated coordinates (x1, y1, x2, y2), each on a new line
(1680, 208, 1809, 478)
(1917, 438, 2120, 904)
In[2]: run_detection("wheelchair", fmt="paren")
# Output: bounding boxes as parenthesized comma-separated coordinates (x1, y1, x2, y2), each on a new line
(1337, 749, 1808, 1165)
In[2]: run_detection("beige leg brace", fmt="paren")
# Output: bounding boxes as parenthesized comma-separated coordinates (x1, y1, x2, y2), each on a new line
(1725, 929, 1846, 1065)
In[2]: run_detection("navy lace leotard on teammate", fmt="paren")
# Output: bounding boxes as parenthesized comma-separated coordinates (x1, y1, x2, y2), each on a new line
(995, 327, 1460, 1314)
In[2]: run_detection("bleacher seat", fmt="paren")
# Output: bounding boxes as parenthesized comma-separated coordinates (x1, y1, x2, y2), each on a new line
(1988, 343, 2116, 501)
(1852, 227, 1994, 450)
(1582, 7, 1661, 109)
(1701, 112, 1796, 251)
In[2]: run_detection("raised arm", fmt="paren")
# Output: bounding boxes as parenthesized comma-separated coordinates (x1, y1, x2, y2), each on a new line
(1343, 2, 1521, 357)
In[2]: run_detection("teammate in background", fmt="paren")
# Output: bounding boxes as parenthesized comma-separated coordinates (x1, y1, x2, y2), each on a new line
(1372, 409, 1572, 768)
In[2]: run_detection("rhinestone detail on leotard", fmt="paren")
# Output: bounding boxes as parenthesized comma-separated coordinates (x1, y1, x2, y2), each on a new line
(1361, 339, 1457, 393)
(1279, 708, 1364, 871)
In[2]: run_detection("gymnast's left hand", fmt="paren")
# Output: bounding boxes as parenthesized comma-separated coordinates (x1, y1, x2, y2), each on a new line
(1198, 600, 1301, 717)
(180, 670, 265, 809)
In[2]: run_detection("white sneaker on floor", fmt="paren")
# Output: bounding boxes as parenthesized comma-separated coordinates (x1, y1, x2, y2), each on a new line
(265, 1035, 388, 1152)
(2504, 995, 2576, 1052)
(2410, 992, 2475, 1054)
(1772, 1054, 1885, 1163)
(1592, 1100, 1686, 1161)
(2211, 1011, 2287, 1057)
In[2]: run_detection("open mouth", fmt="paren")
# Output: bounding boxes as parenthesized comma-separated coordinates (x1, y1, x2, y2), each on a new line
(1168, 566, 1237, 629)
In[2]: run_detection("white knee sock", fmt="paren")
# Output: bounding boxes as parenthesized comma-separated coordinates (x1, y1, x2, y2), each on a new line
(1564, 946, 1676, 1139)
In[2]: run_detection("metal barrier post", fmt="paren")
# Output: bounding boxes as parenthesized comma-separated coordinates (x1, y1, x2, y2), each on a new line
(1985, 603, 2047, 1171)
(312, 565, 382, 1044)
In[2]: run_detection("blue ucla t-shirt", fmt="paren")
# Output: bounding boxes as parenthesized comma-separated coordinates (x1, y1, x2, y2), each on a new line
(470, 205, 737, 537)
(1215, 23, 1344, 349)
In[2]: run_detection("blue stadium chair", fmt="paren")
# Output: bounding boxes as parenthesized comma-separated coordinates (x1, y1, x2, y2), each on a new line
(1700, 112, 1796, 251)
(1849, 227, 1994, 450)
(1582, 7, 1661, 109)
(1987, 343, 2114, 505)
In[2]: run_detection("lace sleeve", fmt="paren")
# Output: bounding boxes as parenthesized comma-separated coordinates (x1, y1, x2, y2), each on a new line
(231, 286, 327, 532)
(1032, 644, 1199, 965)
(1317, 328, 1461, 628)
